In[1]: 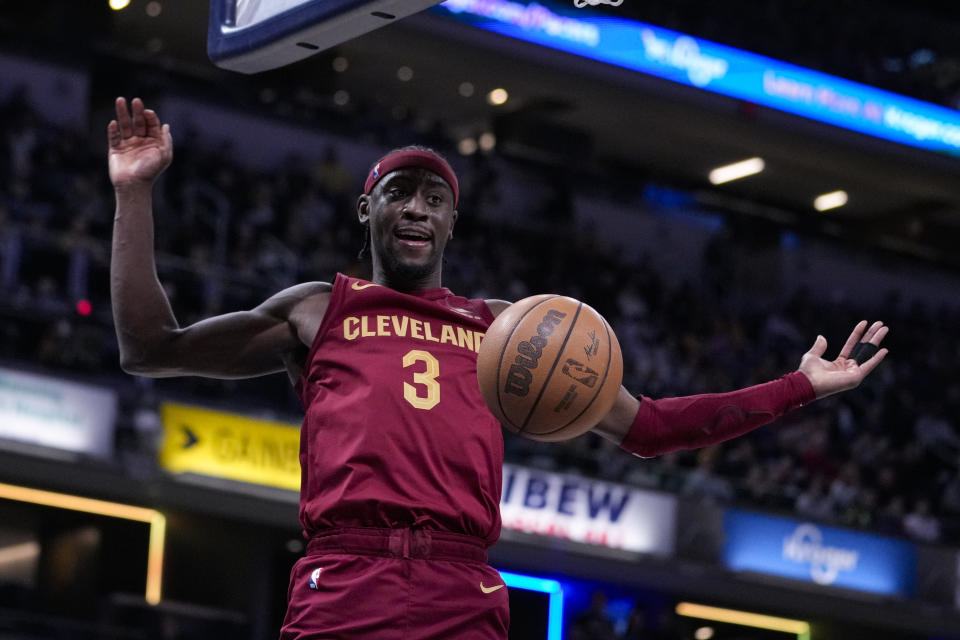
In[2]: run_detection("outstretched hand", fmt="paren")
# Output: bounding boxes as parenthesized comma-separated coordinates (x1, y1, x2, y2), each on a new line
(107, 97, 173, 190)
(798, 320, 889, 400)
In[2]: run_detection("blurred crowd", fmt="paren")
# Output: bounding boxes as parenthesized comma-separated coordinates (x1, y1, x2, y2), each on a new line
(1, 80, 959, 552)
(567, 591, 682, 640)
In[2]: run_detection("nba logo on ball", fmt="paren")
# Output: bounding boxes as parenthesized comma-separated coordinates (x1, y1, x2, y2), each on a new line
(309, 568, 322, 590)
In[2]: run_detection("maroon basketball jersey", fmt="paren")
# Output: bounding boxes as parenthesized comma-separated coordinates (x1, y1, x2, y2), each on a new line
(296, 274, 503, 544)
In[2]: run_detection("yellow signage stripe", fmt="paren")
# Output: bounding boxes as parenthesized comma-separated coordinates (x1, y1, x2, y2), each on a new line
(0, 482, 156, 521)
(676, 602, 811, 639)
(146, 512, 167, 604)
(0, 482, 165, 604)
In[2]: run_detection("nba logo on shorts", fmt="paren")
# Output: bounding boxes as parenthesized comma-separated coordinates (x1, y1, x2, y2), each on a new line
(309, 568, 322, 590)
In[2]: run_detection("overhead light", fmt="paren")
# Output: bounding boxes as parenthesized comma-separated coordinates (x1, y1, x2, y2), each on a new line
(458, 138, 478, 155)
(459, 82, 475, 98)
(487, 88, 509, 106)
(478, 132, 496, 151)
(709, 157, 765, 184)
(397, 66, 413, 82)
(109, 0, 130, 10)
(332, 56, 349, 73)
(145, 1, 162, 17)
(694, 627, 715, 640)
(285, 539, 304, 554)
(814, 190, 848, 211)
(0, 541, 40, 566)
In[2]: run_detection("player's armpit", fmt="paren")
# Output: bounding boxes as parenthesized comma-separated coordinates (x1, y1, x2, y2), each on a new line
(121, 282, 331, 379)
(591, 386, 641, 444)
(485, 299, 512, 318)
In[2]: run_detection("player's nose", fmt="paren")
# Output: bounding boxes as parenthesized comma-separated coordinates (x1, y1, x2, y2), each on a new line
(401, 195, 429, 219)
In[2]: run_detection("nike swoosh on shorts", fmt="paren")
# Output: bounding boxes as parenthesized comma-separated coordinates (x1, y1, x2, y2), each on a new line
(480, 582, 504, 594)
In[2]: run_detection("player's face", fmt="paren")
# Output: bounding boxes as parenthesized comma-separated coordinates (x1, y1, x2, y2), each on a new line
(358, 168, 458, 286)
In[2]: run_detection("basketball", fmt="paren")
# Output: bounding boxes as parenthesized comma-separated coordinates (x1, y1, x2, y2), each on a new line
(477, 295, 624, 442)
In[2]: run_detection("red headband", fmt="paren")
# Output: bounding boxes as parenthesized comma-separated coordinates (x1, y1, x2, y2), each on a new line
(364, 149, 459, 206)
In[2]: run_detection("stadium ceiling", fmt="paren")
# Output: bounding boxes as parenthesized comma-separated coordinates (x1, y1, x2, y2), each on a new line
(33, 1, 960, 268)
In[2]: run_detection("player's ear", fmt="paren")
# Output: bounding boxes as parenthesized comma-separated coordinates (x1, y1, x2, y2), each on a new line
(449, 208, 458, 240)
(357, 194, 370, 224)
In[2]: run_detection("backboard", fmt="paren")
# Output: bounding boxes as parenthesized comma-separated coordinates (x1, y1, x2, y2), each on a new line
(208, 0, 444, 74)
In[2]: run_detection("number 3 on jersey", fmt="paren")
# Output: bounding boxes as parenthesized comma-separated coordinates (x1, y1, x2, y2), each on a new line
(402, 350, 440, 410)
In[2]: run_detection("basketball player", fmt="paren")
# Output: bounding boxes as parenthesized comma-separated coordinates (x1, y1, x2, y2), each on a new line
(108, 97, 888, 639)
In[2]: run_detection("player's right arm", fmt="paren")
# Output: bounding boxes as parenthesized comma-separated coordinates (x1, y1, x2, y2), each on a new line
(108, 97, 326, 379)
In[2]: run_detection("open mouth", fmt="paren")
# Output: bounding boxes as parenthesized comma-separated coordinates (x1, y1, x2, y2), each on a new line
(394, 228, 432, 247)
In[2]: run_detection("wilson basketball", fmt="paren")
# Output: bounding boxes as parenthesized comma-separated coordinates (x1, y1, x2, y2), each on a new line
(477, 295, 623, 442)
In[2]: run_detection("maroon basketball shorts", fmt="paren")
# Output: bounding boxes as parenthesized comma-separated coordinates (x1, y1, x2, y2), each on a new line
(280, 528, 510, 639)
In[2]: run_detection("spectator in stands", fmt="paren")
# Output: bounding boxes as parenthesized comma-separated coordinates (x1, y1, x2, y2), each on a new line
(876, 495, 908, 536)
(682, 447, 734, 503)
(619, 600, 652, 640)
(839, 488, 877, 530)
(795, 475, 835, 522)
(914, 403, 960, 462)
(568, 590, 617, 640)
(903, 498, 942, 543)
(828, 462, 863, 513)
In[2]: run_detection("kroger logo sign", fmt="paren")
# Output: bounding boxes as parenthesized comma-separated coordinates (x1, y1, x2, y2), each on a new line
(639, 29, 729, 87)
(723, 510, 916, 597)
(781, 524, 858, 585)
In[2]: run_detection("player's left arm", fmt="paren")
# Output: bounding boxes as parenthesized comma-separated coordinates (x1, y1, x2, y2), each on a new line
(592, 320, 889, 457)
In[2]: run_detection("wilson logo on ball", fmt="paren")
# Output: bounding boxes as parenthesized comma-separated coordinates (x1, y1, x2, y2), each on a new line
(503, 309, 567, 397)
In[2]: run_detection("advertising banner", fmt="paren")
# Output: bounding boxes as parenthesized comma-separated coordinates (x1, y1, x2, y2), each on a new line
(0, 367, 116, 458)
(159, 403, 301, 491)
(501, 463, 676, 555)
(723, 509, 916, 596)
(436, 0, 960, 156)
